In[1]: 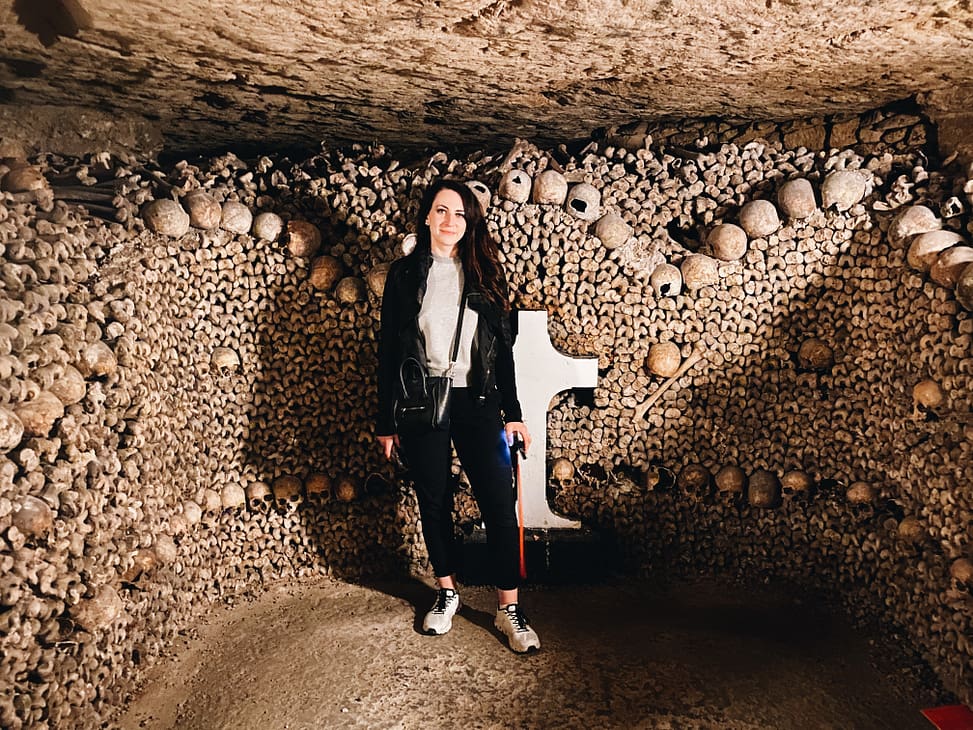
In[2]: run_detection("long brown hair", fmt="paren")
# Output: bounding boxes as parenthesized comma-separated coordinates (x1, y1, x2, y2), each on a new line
(415, 179, 509, 312)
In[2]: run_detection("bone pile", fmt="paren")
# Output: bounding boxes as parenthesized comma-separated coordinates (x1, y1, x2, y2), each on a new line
(1, 106, 972, 727)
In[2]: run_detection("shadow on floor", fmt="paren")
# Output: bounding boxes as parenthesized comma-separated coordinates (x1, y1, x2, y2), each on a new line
(114, 577, 955, 730)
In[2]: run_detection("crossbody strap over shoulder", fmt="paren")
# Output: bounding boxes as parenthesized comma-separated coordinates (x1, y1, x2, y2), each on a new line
(443, 288, 468, 379)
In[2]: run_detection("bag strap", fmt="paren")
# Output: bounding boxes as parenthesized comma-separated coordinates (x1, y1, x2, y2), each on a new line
(399, 356, 427, 396)
(444, 288, 468, 379)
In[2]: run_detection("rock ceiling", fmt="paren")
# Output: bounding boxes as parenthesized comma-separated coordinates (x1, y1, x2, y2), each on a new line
(1, 0, 972, 158)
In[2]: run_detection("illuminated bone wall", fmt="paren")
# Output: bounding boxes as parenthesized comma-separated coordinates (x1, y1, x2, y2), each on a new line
(1, 106, 971, 727)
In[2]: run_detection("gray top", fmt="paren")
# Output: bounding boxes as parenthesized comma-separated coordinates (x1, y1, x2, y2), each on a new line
(419, 254, 478, 387)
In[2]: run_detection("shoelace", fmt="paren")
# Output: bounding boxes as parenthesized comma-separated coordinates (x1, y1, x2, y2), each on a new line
(431, 589, 455, 614)
(504, 605, 531, 632)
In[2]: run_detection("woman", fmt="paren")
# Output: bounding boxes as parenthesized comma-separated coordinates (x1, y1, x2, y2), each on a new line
(376, 179, 539, 653)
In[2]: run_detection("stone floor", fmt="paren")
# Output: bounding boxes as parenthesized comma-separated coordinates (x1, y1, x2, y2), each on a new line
(113, 577, 951, 730)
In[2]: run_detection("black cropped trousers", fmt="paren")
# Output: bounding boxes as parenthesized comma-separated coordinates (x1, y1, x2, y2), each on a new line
(400, 387, 520, 590)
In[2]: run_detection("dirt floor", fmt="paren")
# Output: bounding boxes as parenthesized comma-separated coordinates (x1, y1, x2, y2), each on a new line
(113, 577, 951, 730)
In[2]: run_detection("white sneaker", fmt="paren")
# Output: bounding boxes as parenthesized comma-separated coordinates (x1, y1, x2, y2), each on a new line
(495, 603, 541, 653)
(422, 588, 460, 635)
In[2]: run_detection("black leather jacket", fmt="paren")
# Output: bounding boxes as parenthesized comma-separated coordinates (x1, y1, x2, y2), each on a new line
(376, 244, 523, 436)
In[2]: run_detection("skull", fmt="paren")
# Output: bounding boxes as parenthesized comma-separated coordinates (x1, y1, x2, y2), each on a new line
(650, 263, 682, 297)
(252, 211, 284, 241)
(646, 342, 681, 377)
(747, 470, 781, 509)
(221, 201, 253, 235)
(846, 481, 877, 506)
(906, 230, 963, 272)
(958, 262, 973, 311)
(714, 465, 746, 499)
(912, 379, 944, 419)
(181, 499, 202, 525)
(498, 170, 532, 204)
(183, 190, 222, 230)
(680, 254, 719, 291)
(335, 277, 367, 304)
(220, 484, 246, 510)
(949, 558, 973, 587)
(1, 162, 46, 193)
(13, 391, 62, 439)
(889, 204, 941, 245)
(272, 475, 303, 507)
(707, 223, 747, 262)
(154, 534, 178, 565)
(142, 199, 190, 237)
(11, 495, 53, 538)
(77, 340, 117, 378)
(929, 245, 973, 288)
(532, 170, 568, 205)
(69, 585, 124, 632)
(310, 255, 343, 291)
(565, 183, 601, 221)
(550, 457, 575, 490)
(677, 463, 711, 499)
(305, 472, 332, 501)
(245, 481, 272, 510)
(121, 547, 158, 583)
(366, 263, 391, 298)
(198, 488, 221, 513)
(780, 470, 814, 500)
(594, 213, 633, 250)
(334, 474, 359, 503)
(820, 170, 866, 212)
(286, 220, 322, 258)
(47, 364, 86, 406)
(896, 516, 925, 545)
(777, 178, 817, 220)
(465, 180, 491, 215)
(738, 200, 780, 238)
(211, 347, 240, 373)
(797, 338, 834, 371)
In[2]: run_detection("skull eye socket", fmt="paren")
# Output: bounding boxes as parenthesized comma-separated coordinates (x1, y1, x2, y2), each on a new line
(570, 199, 588, 213)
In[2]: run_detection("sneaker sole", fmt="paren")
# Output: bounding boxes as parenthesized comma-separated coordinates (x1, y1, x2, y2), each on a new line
(423, 621, 452, 636)
(511, 644, 540, 654)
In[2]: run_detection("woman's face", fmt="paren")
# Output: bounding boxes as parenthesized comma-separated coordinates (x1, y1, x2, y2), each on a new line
(425, 189, 467, 257)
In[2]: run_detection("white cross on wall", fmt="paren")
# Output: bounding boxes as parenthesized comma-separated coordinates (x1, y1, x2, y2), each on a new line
(512, 310, 598, 529)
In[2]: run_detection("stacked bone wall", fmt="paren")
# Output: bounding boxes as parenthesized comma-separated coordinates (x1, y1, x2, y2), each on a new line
(1, 104, 971, 727)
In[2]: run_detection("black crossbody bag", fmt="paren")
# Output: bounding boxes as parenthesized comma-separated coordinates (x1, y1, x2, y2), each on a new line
(393, 290, 468, 435)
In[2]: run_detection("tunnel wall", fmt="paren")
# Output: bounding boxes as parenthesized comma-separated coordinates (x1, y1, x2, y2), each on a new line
(0, 105, 971, 727)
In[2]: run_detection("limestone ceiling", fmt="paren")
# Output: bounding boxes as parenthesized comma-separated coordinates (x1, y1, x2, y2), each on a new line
(1, 0, 972, 157)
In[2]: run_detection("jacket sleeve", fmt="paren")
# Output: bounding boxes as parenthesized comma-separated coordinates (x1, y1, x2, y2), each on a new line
(376, 263, 402, 436)
(495, 309, 524, 424)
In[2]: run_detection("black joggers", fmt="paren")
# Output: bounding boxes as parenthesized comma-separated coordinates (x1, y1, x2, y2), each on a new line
(400, 387, 520, 590)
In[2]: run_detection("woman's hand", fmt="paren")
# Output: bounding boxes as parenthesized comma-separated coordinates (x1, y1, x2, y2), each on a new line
(504, 421, 531, 455)
(378, 434, 400, 460)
